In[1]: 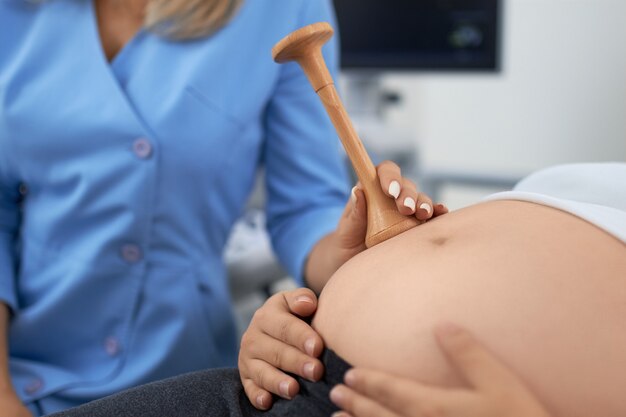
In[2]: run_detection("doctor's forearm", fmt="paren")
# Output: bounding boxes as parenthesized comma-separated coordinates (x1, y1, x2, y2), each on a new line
(0, 302, 30, 417)
(304, 232, 345, 294)
(0, 303, 15, 392)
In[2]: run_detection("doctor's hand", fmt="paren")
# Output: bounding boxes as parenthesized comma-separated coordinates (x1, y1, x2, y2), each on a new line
(330, 324, 552, 417)
(306, 161, 448, 292)
(239, 288, 324, 410)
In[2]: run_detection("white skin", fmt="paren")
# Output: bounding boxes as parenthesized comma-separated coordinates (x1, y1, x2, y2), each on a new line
(239, 292, 553, 415)
(238, 165, 557, 414)
(329, 324, 552, 417)
(238, 161, 448, 408)
(304, 161, 448, 293)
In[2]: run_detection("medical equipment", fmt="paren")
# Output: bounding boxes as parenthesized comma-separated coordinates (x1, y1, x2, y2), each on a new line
(272, 22, 420, 248)
(334, 0, 500, 71)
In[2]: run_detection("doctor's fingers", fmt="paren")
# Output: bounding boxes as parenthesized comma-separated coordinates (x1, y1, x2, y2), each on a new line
(239, 334, 322, 408)
(376, 161, 403, 199)
(240, 353, 306, 405)
(376, 162, 435, 220)
(282, 287, 319, 319)
(242, 335, 324, 382)
(433, 203, 450, 217)
(241, 378, 274, 411)
(241, 358, 300, 411)
(238, 336, 305, 409)
(396, 179, 434, 221)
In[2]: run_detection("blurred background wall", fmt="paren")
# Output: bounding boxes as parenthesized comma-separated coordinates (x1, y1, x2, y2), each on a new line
(339, 0, 626, 208)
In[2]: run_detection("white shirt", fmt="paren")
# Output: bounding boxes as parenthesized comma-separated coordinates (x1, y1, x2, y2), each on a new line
(484, 163, 626, 243)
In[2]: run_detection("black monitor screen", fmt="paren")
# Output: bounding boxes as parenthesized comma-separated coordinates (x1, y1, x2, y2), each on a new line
(333, 0, 500, 71)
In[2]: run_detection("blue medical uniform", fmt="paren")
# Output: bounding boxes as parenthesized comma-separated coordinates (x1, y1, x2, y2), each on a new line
(0, 0, 349, 413)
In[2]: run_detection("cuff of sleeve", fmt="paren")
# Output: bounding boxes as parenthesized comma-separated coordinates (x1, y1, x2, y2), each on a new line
(0, 241, 18, 312)
(0, 283, 18, 313)
(271, 206, 344, 286)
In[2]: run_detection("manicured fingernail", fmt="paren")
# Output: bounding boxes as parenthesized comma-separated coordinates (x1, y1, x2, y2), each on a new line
(256, 393, 267, 409)
(351, 186, 358, 205)
(329, 385, 345, 404)
(420, 202, 432, 215)
(279, 380, 292, 399)
(331, 413, 346, 417)
(305, 338, 316, 356)
(303, 362, 316, 380)
(388, 180, 401, 199)
(296, 295, 314, 304)
(403, 197, 416, 212)
(344, 369, 356, 386)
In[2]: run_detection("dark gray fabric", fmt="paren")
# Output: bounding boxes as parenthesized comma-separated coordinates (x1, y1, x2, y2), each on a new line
(47, 350, 351, 417)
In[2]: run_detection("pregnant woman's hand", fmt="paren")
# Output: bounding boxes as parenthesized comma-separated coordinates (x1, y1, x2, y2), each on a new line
(239, 288, 325, 410)
(330, 324, 552, 417)
(306, 160, 448, 292)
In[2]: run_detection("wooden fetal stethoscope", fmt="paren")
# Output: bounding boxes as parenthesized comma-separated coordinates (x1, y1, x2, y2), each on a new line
(273, 22, 420, 248)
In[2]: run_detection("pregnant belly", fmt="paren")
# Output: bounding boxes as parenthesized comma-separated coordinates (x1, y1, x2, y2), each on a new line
(312, 200, 626, 417)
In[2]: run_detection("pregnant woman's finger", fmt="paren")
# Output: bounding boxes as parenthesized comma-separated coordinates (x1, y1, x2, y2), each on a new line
(239, 288, 324, 409)
(245, 336, 324, 383)
(340, 368, 455, 417)
(242, 358, 300, 400)
(256, 304, 324, 358)
(330, 384, 399, 417)
(284, 287, 319, 318)
(241, 378, 273, 411)
(435, 323, 520, 389)
(253, 290, 324, 357)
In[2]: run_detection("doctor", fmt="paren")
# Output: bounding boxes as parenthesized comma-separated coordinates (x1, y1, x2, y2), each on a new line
(0, 0, 437, 415)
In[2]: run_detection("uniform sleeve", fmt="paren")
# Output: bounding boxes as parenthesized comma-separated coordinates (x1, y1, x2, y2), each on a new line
(263, 0, 350, 285)
(0, 164, 20, 312)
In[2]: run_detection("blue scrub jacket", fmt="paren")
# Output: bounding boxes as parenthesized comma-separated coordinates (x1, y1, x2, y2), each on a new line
(0, 0, 349, 412)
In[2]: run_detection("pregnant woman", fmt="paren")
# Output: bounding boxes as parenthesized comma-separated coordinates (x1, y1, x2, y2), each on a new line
(52, 163, 626, 417)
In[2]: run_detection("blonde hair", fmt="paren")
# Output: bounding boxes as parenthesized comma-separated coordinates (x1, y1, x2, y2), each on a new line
(145, 0, 243, 40)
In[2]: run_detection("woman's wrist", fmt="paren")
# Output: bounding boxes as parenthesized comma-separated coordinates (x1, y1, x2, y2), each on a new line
(0, 303, 17, 395)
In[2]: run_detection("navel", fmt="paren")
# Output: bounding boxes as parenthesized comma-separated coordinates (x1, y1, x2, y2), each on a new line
(430, 236, 448, 247)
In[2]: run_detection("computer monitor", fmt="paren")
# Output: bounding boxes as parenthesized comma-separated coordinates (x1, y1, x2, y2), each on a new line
(333, 0, 501, 71)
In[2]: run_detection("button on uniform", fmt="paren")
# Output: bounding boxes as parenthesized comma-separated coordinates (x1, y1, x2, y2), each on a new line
(132, 138, 153, 159)
(120, 244, 142, 263)
(104, 336, 121, 357)
(23, 378, 43, 396)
